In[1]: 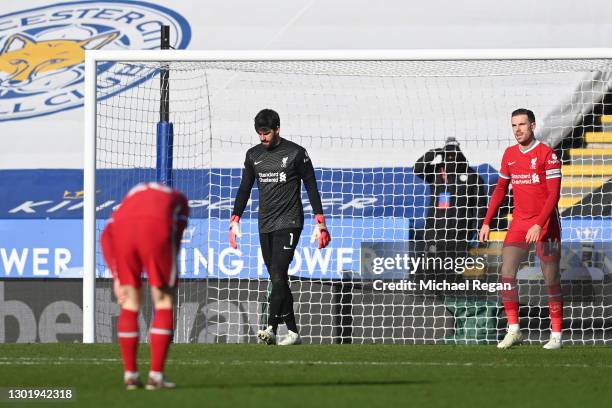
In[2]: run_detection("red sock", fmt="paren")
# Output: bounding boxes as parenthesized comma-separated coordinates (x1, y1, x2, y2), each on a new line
(547, 284, 563, 332)
(150, 309, 173, 373)
(501, 277, 519, 326)
(117, 309, 139, 372)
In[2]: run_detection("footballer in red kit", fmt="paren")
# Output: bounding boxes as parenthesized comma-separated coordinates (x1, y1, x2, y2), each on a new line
(101, 182, 189, 390)
(495, 139, 562, 252)
(102, 182, 189, 289)
(479, 109, 563, 350)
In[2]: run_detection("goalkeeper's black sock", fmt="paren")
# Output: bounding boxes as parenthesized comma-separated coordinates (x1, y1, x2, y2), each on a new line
(267, 314, 280, 335)
(268, 280, 284, 334)
(266, 312, 279, 335)
(281, 287, 298, 333)
(284, 312, 298, 333)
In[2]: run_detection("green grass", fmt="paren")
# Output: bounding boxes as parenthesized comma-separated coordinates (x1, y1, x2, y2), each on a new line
(1, 344, 611, 408)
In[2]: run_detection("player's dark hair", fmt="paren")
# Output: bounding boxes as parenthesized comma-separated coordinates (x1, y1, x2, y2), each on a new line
(254, 109, 280, 131)
(511, 108, 536, 123)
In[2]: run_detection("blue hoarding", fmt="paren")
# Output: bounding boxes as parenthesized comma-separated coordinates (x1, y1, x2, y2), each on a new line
(1, 168, 609, 278)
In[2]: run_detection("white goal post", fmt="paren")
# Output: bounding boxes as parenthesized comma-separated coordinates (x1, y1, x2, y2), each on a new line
(84, 49, 612, 344)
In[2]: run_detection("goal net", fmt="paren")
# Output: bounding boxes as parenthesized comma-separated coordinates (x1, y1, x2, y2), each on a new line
(84, 51, 612, 344)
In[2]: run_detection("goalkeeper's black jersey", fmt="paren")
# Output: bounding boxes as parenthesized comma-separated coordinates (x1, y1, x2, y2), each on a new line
(232, 138, 324, 233)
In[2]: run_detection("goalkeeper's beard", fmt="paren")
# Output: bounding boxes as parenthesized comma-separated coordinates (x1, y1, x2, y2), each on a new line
(264, 134, 280, 150)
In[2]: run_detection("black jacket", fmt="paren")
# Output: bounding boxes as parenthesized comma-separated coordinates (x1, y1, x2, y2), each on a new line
(414, 148, 487, 243)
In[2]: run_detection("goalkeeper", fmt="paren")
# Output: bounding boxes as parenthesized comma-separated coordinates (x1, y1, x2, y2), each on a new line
(229, 108, 331, 346)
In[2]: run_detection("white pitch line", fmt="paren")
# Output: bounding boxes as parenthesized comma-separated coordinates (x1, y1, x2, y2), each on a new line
(0, 357, 609, 370)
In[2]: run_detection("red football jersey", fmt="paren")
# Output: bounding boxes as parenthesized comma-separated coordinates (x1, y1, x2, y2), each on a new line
(111, 182, 189, 229)
(498, 141, 561, 221)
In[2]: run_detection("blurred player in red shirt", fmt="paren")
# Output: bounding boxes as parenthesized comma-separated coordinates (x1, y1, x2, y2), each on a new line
(101, 182, 189, 389)
(479, 109, 562, 350)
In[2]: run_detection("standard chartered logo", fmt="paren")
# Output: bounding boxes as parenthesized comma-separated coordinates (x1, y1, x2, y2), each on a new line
(258, 172, 287, 183)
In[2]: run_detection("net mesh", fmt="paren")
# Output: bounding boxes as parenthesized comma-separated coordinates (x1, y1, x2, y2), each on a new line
(93, 58, 612, 344)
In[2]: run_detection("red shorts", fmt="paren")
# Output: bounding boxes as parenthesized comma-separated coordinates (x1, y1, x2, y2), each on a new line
(504, 215, 561, 262)
(101, 219, 179, 288)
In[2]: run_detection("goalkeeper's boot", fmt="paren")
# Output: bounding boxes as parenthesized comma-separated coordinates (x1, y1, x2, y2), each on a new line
(124, 372, 143, 390)
(543, 333, 562, 350)
(278, 330, 302, 346)
(497, 330, 523, 349)
(145, 373, 176, 390)
(257, 326, 277, 345)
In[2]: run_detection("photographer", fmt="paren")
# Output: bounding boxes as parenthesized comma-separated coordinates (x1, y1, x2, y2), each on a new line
(414, 137, 487, 273)
(413, 138, 492, 343)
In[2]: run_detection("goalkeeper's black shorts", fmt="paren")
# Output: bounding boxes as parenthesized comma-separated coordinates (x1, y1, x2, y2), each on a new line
(259, 228, 302, 279)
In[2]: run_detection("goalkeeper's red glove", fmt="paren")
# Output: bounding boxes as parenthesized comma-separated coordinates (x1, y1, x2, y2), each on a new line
(229, 215, 242, 249)
(310, 214, 331, 249)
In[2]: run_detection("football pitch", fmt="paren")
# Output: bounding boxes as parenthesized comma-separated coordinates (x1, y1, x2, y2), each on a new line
(1, 344, 611, 408)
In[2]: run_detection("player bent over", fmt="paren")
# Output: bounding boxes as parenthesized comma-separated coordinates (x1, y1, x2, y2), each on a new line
(479, 108, 562, 350)
(101, 182, 189, 389)
(229, 108, 330, 346)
